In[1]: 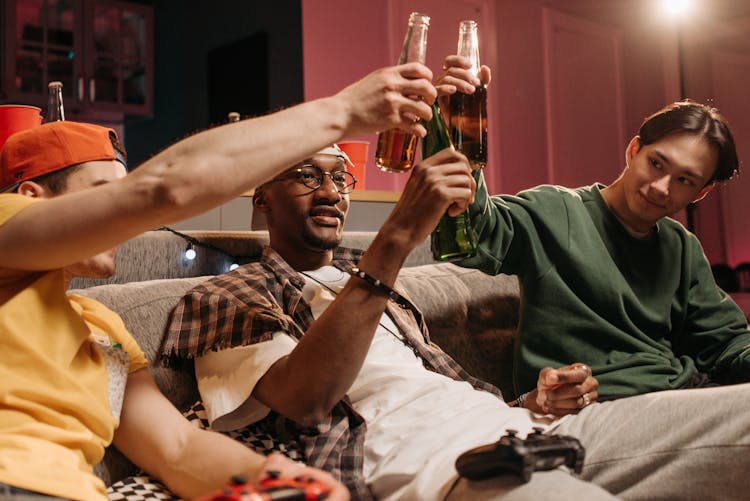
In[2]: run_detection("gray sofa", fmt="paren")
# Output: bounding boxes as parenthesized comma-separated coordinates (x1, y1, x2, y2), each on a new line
(70, 230, 520, 486)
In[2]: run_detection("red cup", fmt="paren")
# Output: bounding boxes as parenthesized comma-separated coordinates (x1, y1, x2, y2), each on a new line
(337, 140, 369, 191)
(0, 105, 43, 151)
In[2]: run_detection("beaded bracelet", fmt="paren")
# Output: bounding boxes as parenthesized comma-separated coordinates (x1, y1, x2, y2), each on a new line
(508, 391, 529, 408)
(349, 267, 411, 308)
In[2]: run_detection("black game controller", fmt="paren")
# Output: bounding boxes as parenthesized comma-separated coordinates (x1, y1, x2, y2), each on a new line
(455, 427, 585, 483)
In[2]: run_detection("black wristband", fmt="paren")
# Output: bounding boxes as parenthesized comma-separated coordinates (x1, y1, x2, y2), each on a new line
(349, 267, 410, 308)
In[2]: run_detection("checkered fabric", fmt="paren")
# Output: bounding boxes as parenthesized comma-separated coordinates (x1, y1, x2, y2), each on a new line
(181, 400, 303, 460)
(106, 400, 303, 500)
(107, 476, 179, 501)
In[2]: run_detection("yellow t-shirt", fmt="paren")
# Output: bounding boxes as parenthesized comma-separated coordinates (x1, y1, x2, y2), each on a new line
(0, 194, 149, 500)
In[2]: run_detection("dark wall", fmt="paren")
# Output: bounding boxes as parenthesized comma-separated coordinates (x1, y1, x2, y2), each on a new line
(123, 0, 303, 167)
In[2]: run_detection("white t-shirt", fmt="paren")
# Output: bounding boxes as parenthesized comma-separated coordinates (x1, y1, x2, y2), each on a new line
(195, 266, 560, 500)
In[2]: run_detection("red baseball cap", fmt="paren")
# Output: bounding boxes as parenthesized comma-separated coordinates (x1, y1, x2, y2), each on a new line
(0, 121, 126, 193)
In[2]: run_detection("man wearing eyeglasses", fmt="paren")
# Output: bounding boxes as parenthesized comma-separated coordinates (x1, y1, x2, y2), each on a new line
(163, 138, 648, 501)
(259, 146, 358, 257)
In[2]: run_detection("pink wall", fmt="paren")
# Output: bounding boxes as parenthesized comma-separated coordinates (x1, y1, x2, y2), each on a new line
(302, 1, 395, 191)
(303, 0, 502, 192)
(302, 0, 750, 265)
(301, 0, 684, 194)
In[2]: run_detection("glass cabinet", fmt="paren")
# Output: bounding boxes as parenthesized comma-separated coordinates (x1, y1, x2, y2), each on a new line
(1, 0, 153, 117)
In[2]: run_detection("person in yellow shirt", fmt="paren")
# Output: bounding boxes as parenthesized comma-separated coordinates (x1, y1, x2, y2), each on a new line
(0, 62, 439, 501)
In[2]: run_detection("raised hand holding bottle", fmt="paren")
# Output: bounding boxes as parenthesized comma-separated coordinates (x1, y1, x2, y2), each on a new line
(448, 20, 487, 169)
(375, 12, 430, 173)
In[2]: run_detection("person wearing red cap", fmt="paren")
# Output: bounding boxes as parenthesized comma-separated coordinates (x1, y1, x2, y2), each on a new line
(0, 62, 438, 501)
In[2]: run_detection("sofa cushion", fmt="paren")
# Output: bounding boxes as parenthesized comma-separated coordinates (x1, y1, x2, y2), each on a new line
(395, 263, 519, 399)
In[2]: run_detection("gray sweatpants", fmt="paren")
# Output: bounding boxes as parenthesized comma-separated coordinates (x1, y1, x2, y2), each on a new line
(447, 383, 750, 500)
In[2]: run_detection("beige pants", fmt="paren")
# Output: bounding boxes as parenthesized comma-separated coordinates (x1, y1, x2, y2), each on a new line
(447, 383, 750, 500)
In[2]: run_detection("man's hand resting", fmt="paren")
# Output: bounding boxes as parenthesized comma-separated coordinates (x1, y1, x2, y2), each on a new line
(523, 363, 599, 416)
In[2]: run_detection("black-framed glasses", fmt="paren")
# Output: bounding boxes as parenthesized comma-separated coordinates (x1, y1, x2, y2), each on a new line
(274, 164, 357, 194)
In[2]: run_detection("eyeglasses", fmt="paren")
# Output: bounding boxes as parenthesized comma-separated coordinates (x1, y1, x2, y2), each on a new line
(274, 164, 357, 194)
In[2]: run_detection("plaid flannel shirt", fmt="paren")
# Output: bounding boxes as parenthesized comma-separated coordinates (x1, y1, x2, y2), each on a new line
(161, 246, 504, 498)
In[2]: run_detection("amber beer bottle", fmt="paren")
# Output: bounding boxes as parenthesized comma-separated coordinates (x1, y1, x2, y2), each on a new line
(375, 12, 430, 173)
(45, 81, 66, 122)
(448, 20, 487, 169)
(423, 101, 477, 261)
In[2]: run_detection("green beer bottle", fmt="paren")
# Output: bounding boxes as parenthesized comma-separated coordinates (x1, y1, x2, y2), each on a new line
(422, 101, 477, 261)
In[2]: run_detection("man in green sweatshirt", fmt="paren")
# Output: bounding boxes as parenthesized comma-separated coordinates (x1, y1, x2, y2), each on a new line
(444, 57, 749, 402)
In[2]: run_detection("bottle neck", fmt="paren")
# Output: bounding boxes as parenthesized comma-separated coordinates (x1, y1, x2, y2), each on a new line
(399, 15, 429, 64)
(457, 25, 480, 75)
(46, 85, 65, 122)
(422, 101, 453, 157)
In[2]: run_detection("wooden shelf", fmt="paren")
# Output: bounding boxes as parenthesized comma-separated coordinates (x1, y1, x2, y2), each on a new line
(349, 190, 400, 202)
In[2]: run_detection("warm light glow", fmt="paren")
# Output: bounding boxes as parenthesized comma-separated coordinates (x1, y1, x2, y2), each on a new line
(662, 0, 694, 18)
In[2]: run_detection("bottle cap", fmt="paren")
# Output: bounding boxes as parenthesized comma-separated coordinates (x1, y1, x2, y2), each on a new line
(408, 12, 430, 25)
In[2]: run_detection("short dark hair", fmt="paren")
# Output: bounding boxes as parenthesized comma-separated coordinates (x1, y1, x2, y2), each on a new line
(638, 100, 739, 183)
(27, 164, 83, 194)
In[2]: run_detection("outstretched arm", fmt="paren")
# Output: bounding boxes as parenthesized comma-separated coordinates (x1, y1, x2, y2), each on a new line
(114, 369, 349, 500)
(0, 63, 436, 272)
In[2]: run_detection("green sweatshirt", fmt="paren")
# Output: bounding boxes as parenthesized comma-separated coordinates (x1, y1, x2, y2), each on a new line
(457, 173, 750, 399)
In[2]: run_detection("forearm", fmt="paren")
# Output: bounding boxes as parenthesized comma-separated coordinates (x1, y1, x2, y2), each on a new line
(0, 63, 437, 271)
(0, 98, 350, 271)
(136, 96, 353, 217)
(151, 427, 268, 500)
(255, 234, 413, 425)
(704, 329, 750, 383)
(115, 370, 267, 499)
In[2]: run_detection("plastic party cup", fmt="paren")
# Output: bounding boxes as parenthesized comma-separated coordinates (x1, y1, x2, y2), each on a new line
(337, 140, 369, 191)
(0, 105, 43, 150)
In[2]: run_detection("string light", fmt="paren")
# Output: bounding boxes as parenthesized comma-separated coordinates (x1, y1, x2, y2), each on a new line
(158, 227, 252, 273)
(184, 243, 197, 261)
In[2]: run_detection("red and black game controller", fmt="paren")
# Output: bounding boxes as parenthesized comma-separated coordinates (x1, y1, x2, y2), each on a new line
(194, 472, 330, 501)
